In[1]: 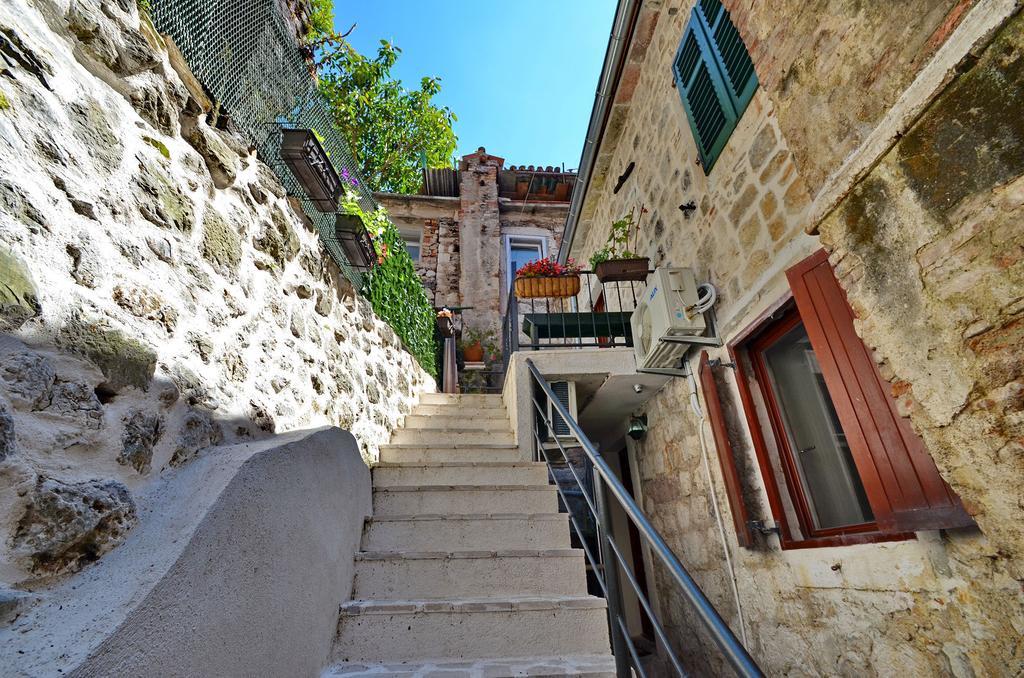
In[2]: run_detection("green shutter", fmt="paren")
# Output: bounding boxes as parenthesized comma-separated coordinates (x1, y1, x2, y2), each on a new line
(695, 0, 758, 118)
(672, 22, 735, 172)
(673, 1, 759, 174)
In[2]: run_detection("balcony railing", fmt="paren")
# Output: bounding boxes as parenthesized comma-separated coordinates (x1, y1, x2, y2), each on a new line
(501, 271, 646, 371)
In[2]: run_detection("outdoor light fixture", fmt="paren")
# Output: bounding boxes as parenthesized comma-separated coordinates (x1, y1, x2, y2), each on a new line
(627, 414, 648, 441)
(334, 212, 376, 272)
(280, 128, 343, 212)
(632, 384, 644, 394)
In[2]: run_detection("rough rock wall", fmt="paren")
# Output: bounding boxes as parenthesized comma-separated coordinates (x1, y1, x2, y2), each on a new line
(726, 0, 977, 196)
(569, 1, 1023, 675)
(819, 10, 1024, 575)
(0, 0, 432, 587)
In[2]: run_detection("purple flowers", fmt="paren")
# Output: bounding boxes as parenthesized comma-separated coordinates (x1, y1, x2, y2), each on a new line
(341, 167, 359, 187)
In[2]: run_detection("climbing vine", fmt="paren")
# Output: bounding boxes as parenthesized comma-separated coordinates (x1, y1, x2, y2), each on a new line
(341, 192, 437, 377)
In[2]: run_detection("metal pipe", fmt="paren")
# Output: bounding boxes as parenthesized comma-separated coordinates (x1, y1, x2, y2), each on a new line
(557, 0, 642, 264)
(595, 473, 630, 677)
(525, 359, 765, 678)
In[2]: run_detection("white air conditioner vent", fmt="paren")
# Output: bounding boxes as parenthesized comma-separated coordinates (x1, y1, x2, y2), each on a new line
(546, 381, 578, 441)
(631, 268, 707, 370)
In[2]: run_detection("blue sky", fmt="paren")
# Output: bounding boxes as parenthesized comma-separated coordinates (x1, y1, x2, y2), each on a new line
(335, 1, 617, 170)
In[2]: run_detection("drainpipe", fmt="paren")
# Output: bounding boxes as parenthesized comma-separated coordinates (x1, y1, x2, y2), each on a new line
(557, 0, 642, 264)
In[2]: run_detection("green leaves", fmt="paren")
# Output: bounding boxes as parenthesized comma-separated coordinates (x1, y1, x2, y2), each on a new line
(364, 217, 438, 377)
(315, 36, 457, 194)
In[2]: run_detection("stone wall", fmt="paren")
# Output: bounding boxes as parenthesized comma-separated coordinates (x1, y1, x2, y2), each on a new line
(0, 0, 432, 588)
(568, 0, 1023, 675)
(725, 0, 978, 197)
(377, 149, 567, 342)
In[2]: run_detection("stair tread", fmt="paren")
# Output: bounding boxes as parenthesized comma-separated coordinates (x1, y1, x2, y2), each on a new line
(323, 654, 616, 676)
(374, 461, 543, 468)
(373, 484, 555, 492)
(367, 512, 566, 521)
(356, 548, 580, 560)
(382, 442, 519, 449)
(340, 595, 607, 616)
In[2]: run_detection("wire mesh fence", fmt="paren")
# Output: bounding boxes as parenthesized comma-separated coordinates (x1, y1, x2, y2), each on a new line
(149, 0, 372, 286)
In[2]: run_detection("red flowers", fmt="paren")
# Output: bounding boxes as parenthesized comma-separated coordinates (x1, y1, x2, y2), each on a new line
(515, 256, 581, 279)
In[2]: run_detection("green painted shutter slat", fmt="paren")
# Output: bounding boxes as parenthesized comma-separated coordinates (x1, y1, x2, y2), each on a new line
(695, 0, 758, 117)
(672, 20, 735, 172)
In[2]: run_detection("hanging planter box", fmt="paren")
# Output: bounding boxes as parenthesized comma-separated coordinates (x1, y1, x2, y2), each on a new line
(594, 257, 650, 283)
(514, 275, 581, 299)
(280, 128, 343, 212)
(334, 212, 376, 272)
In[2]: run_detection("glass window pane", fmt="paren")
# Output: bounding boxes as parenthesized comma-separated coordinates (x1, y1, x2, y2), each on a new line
(402, 235, 420, 262)
(509, 241, 543, 276)
(762, 322, 873, 530)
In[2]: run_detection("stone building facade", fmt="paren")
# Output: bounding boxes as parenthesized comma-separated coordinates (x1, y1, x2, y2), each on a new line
(376, 149, 574, 341)
(563, 0, 1023, 675)
(0, 0, 432, 588)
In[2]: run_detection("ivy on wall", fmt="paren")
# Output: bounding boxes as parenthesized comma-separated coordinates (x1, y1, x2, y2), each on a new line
(348, 202, 437, 378)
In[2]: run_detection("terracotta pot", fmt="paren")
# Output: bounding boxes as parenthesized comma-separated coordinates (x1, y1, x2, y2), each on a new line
(514, 275, 582, 299)
(462, 341, 484, 362)
(594, 257, 650, 283)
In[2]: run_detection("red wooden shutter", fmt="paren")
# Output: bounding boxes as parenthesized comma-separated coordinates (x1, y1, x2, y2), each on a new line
(698, 350, 753, 546)
(786, 250, 973, 531)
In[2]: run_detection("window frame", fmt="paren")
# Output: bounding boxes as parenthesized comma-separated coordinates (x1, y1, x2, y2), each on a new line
(400, 229, 423, 264)
(504, 235, 547, 290)
(746, 305, 883, 541)
(728, 296, 913, 549)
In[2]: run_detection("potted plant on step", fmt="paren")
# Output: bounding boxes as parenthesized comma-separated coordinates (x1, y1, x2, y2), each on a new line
(459, 326, 497, 363)
(514, 256, 582, 299)
(589, 206, 650, 283)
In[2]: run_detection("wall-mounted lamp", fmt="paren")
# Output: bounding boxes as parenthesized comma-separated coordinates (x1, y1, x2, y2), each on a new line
(627, 414, 648, 441)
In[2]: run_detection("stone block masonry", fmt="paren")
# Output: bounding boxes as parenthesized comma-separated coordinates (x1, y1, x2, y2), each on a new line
(0, 0, 433, 587)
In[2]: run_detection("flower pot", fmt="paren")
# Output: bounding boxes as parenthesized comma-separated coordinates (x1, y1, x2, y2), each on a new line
(462, 340, 484, 363)
(515, 275, 581, 299)
(594, 257, 650, 283)
(436, 316, 455, 337)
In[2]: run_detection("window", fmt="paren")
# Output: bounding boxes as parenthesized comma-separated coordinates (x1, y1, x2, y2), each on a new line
(705, 251, 974, 549)
(505, 236, 546, 289)
(401, 231, 422, 262)
(672, 0, 758, 173)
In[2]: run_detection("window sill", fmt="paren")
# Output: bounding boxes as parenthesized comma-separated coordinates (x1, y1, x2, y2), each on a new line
(777, 530, 915, 550)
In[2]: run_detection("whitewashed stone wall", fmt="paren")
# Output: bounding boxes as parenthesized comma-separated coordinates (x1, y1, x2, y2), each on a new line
(0, 0, 433, 588)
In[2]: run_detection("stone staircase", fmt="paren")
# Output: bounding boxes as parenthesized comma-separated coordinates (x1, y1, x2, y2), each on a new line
(324, 393, 615, 677)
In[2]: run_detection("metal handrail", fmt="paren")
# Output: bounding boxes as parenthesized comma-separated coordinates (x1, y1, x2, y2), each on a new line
(525, 358, 764, 678)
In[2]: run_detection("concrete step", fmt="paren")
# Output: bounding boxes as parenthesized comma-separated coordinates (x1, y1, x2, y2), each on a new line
(352, 549, 587, 600)
(402, 414, 511, 431)
(373, 462, 549, 487)
(372, 485, 558, 515)
(323, 654, 617, 676)
(411, 404, 509, 418)
(390, 428, 516, 446)
(419, 393, 505, 407)
(332, 596, 610, 663)
(380, 443, 522, 464)
(362, 513, 571, 551)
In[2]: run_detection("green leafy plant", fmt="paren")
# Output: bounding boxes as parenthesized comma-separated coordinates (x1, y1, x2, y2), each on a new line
(338, 189, 437, 376)
(313, 36, 457, 194)
(459, 327, 500, 365)
(588, 207, 647, 269)
(306, 0, 334, 41)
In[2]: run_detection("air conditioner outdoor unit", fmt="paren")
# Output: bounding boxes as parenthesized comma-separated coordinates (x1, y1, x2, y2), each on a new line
(545, 381, 578, 441)
(631, 268, 707, 370)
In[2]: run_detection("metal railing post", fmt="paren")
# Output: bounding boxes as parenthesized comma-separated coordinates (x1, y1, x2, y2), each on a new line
(595, 472, 631, 678)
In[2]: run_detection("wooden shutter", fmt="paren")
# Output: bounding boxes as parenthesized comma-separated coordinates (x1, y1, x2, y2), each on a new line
(694, 0, 758, 117)
(698, 350, 754, 546)
(786, 251, 974, 531)
(672, 17, 736, 172)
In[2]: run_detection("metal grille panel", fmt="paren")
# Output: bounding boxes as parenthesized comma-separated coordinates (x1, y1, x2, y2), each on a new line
(149, 0, 374, 287)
